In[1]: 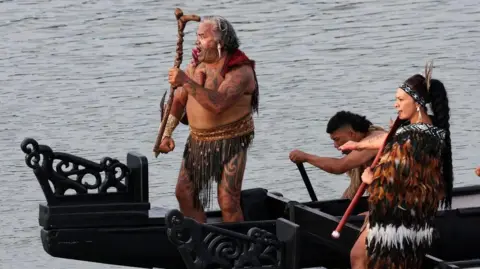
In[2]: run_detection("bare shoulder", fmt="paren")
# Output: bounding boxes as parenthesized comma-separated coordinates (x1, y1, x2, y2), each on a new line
(222, 64, 255, 93)
(370, 129, 387, 136)
(225, 64, 254, 80)
(363, 129, 387, 140)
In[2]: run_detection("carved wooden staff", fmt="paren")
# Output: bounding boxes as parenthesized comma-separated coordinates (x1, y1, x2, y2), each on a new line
(153, 8, 200, 158)
(331, 117, 402, 239)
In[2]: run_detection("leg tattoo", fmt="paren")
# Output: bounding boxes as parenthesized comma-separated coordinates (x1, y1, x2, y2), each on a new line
(218, 150, 247, 222)
(175, 161, 206, 223)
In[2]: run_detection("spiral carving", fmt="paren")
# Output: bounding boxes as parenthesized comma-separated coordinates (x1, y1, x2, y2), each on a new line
(165, 209, 282, 269)
(56, 159, 102, 189)
(21, 138, 51, 169)
(205, 233, 244, 263)
(20, 138, 130, 197)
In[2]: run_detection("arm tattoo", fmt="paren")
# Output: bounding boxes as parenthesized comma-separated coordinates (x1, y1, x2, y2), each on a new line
(185, 64, 204, 98)
(183, 66, 251, 113)
(366, 133, 383, 144)
(186, 80, 197, 97)
(360, 132, 387, 149)
(207, 83, 243, 105)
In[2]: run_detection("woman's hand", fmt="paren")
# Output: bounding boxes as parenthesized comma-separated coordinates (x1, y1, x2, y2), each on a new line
(361, 167, 374, 185)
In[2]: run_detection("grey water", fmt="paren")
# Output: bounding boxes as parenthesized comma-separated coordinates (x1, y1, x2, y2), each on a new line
(1, 0, 479, 268)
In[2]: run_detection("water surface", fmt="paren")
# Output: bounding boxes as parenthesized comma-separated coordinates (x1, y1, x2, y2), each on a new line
(1, 0, 479, 268)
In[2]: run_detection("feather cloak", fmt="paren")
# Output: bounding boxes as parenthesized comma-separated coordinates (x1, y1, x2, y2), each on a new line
(366, 122, 446, 269)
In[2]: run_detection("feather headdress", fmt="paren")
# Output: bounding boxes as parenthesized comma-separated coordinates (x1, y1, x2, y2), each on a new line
(424, 60, 434, 91)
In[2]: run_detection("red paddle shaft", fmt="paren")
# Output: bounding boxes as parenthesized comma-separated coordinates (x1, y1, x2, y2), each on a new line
(331, 117, 400, 239)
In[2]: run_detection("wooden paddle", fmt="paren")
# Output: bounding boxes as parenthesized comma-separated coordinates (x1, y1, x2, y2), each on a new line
(331, 117, 401, 239)
(153, 8, 201, 158)
(296, 163, 318, 202)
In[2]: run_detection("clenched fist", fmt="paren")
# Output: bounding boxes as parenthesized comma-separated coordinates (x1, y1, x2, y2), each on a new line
(289, 149, 308, 163)
(157, 137, 175, 154)
(168, 67, 189, 88)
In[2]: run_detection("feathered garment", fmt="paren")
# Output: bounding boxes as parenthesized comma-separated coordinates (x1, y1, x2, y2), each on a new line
(366, 122, 446, 269)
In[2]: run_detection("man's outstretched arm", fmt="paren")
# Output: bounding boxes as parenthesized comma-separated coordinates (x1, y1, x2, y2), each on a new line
(300, 149, 378, 174)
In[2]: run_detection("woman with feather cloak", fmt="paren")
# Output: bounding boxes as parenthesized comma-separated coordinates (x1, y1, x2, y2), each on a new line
(340, 61, 454, 269)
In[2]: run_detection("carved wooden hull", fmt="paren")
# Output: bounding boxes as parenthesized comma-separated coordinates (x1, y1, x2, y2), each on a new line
(20, 138, 480, 269)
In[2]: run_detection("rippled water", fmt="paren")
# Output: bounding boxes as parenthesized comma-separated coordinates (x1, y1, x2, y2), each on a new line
(1, 0, 479, 268)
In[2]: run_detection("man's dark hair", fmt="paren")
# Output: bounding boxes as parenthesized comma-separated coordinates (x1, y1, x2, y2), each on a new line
(326, 111, 373, 134)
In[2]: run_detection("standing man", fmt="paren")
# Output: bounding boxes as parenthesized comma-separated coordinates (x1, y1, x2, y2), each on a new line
(158, 15, 259, 224)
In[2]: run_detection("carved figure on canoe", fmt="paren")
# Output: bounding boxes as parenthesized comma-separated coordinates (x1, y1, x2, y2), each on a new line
(340, 61, 453, 269)
(158, 15, 259, 224)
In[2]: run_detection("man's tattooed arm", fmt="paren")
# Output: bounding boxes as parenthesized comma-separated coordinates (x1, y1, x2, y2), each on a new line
(357, 131, 388, 150)
(182, 65, 252, 114)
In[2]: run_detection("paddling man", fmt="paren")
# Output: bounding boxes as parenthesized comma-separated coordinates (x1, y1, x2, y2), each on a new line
(289, 111, 386, 268)
(158, 15, 259, 224)
(289, 111, 386, 199)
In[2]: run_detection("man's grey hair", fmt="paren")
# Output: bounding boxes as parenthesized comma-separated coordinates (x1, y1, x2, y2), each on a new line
(202, 15, 240, 53)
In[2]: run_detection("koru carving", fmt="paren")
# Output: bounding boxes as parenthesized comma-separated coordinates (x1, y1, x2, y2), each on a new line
(166, 209, 282, 269)
(20, 138, 130, 198)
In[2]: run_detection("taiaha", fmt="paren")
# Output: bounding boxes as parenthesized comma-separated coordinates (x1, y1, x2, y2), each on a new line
(153, 8, 200, 158)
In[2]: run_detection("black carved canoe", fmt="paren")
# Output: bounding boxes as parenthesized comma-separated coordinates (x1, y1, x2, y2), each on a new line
(20, 137, 480, 269)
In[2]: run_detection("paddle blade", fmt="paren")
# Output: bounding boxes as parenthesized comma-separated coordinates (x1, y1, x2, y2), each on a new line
(159, 90, 167, 121)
